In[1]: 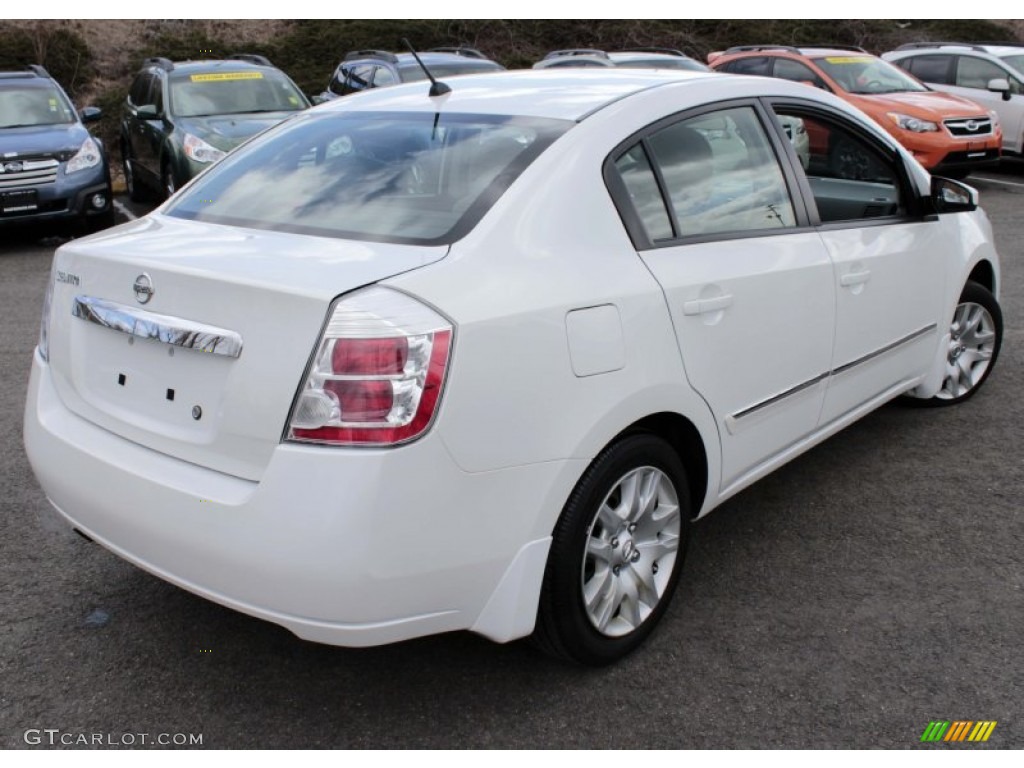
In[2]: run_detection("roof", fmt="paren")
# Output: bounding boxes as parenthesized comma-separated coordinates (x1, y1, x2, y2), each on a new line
(146, 59, 279, 76)
(311, 69, 718, 122)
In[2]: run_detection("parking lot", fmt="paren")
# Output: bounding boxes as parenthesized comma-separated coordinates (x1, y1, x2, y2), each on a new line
(2, 168, 1022, 749)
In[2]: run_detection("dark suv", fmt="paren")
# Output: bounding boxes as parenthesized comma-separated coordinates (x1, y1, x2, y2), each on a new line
(0, 65, 112, 232)
(316, 48, 504, 102)
(121, 54, 309, 201)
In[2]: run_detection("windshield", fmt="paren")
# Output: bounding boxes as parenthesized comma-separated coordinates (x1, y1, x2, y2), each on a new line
(169, 70, 307, 117)
(397, 61, 504, 82)
(999, 54, 1024, 74)
(0, 83, 76, 128)
(813, 55, 928, 94)
(166, 111, 570, 245)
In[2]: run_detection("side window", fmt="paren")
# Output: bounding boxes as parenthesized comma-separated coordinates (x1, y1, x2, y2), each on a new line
(150, 76, 164, 114)
(328, 66, 347, 96)
(613, 144, 673, 242)
(128, 74, 154, 108)
(773, 58, 828, 90)
(774, 106, 903, 223)
(645, 106, 796, 238)
(372, 66, 397, 87)
(956, 56, 1008, 90)
(344, 65, 375, 94)
(723, 57, 771, 76)
(903, 54, 952, 84)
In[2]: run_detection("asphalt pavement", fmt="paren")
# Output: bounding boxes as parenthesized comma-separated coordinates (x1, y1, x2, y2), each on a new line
(1, 170, 1022, 749)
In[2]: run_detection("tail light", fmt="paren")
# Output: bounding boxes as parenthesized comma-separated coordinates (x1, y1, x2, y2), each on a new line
(287, 287, 453, 446)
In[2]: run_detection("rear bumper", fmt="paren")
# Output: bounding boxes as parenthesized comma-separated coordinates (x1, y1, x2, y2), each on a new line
(24, 351, 573, 646)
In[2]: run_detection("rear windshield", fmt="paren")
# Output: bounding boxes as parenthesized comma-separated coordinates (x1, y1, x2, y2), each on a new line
(614, 58, 709, 72)
(0, 83, 76, 128)
(397, 61, 505, 82)
(169, 69, 307, 117)
(166, 111, 570, 245)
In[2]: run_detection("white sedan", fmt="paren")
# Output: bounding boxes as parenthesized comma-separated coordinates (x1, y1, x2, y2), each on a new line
(25, 69, 1002, 665)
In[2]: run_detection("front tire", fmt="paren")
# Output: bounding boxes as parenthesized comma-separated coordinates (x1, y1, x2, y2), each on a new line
(532, 434, 691, 665)
(122, 149, 146, 203)
(161, 162, 177, 201)
(918, 281, 1002, 406)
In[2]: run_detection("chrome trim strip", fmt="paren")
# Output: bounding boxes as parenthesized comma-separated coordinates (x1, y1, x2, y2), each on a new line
(730, 323, 938, 422)
(72, 295, 243, 358)
(831, 323, 936, 376)
(732, 372, 829, 421)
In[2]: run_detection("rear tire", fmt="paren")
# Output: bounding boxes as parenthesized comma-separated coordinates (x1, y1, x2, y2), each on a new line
(532, 433, 691, 665)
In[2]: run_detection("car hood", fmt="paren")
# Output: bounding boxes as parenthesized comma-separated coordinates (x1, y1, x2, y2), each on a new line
(176, 112, 298, 152)
(849, 91, 989, 119)
(0, 122, 89, 159)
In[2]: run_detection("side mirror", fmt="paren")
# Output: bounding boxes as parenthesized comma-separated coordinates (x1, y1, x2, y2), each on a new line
(931, 176, 978, 214)
(986, 77, 1011, 101)
(136, 104, 159, 120)
(311, 93, 328, 105)
(79, 106, 102, 123)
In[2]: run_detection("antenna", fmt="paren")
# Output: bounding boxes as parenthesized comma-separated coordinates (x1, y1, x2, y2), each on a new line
(403, 38, 451, 97)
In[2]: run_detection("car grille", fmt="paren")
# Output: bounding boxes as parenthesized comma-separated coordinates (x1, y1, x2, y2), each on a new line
(0, 158, 60, 189)
(944, 117, 994, 138)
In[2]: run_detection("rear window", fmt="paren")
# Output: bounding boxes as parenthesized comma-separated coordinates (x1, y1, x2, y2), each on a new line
(166, 111, 570, 245)
(397, 61, 504, 82)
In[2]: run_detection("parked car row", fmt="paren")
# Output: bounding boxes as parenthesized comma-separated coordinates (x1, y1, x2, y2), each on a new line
(4, 38, 1023, 234)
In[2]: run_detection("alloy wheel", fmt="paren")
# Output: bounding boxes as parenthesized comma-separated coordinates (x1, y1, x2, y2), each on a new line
(581, 466, 681, 637)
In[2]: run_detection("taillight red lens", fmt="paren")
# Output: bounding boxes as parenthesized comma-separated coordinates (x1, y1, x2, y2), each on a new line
(323, 379, 394, 422)
(332, 337, 408, 375)
(287, 287, 453, 447)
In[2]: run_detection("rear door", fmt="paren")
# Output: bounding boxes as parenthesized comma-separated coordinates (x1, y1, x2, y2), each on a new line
(607, 101, 836, 491)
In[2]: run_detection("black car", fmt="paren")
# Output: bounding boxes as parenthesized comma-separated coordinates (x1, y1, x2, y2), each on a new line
(315, 47, 505, 102)
(121, 54, 310, 201)
(0, 65, 113, 232)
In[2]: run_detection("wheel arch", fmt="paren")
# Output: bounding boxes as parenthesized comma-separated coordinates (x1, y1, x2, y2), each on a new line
(619, 412, 709, 520)
(967, 259, 996, 294)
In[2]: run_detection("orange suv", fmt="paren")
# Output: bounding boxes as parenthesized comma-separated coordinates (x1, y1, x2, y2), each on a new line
(709, 45, 1002, 176)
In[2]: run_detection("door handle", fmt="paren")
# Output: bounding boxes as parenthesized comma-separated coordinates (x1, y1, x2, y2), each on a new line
(682, 294, 733, 316)
(840, 270, 871, 287)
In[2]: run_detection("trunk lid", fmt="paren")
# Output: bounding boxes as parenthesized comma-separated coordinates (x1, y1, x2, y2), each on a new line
(46, 214, 446, 480)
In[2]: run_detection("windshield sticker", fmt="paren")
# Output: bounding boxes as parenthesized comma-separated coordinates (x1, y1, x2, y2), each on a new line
(189, 72, 264, 82)
(825, 57, 874, 64)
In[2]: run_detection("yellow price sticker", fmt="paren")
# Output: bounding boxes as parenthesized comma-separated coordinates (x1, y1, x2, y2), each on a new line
(190, 72, 264, 82)
(825, 57, 874, 64)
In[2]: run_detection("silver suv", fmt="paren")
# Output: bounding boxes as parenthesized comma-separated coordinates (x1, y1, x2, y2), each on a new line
(883, 42, 1024, 156)
(533, 48, 709, 72)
